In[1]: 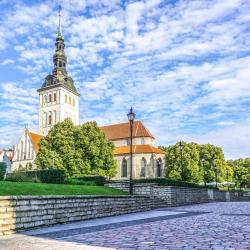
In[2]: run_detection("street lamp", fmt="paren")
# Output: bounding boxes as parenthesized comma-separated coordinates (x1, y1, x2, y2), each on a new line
(201, 158, 206, 187)
(226, 168, 229, 191)
(214, 164, 218, 189)
(127, 107, 136, 195)
(179, 141, 184, 181)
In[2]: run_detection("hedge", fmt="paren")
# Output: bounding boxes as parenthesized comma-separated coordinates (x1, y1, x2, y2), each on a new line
(0, 162, 7, 181)
(5, 169, 65, 184)
(75, 176, 106, 186)
(64, 178, 96, 186)
(133, 178, 205, 188)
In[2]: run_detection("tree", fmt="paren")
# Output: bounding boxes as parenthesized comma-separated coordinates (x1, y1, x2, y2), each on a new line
(162, 142, 227, 184)
(229, 158, 250, 189)
(199, 144, 227, 184)
(0, 162, 7, 181)
(163, 142, 202, 183)
(36, 119, 116, 178)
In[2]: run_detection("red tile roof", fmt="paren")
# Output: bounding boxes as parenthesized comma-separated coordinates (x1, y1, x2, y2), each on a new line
(100, 121, 154, 141)
(28, 132, 44, 153)
(114, 145, 165, 155)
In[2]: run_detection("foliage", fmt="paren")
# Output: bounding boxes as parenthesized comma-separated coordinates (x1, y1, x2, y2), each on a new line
(161, 142, 227, 184)
(64, 178, 96, 186)
(36, 119, 116, 178)
(0, 181, 126, 196)
(5, 169, 65, 184)
(227, 158, 250, 188)
(0, 162, 7, 181)
(75, 176, 107, 186)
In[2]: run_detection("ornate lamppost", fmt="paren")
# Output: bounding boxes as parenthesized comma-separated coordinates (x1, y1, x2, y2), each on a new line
(215, 164, 218, 189)
(226, 168, 229, 191)
(179, 141, 184, 181)
(127, 107, 136, 195)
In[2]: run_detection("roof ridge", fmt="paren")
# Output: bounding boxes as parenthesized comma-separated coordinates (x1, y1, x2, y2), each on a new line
(100, 120, 140, 128)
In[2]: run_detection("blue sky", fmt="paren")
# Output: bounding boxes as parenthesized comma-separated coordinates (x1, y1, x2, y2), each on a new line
(0, 0, 250, 159)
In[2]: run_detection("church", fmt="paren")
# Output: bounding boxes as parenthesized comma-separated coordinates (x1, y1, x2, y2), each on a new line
(11, 10, 165, 180)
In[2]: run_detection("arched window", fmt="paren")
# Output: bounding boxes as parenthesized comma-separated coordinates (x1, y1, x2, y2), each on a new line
(141, 138, 145, 145)
(54, 93, 57, 102)
(21, 141, 24, 160)
(73, 99, 75, 106)
(140, 158, 146, 177)
(44, 95, 47, 104)
(156, 158, 162, 177)
(53, 110, 56, 124)
(59, 61, 62, 67)
(69, 96, 71, 105)
(49, 94, 52, 102)
(48, 112, 52, 125)
(121, 158, 127, 178)
(65, 95, 67, 103)
(42, 112, 47, 128)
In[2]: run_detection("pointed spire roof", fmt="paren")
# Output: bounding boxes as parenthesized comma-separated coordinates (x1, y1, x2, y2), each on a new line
(38, 6, 79, 96)
(57, 5, 63, 39)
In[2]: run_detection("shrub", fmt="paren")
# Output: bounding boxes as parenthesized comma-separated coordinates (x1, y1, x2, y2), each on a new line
(0, 162, 7, 181)
(75, 176, 106, 186)
(5, 169, 65, 184)
(64, 178, 96, 186)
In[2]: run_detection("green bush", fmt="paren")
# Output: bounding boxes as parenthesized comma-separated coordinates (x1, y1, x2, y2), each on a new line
(0, 162, 7, 181)
(133, 178, 204, 188)
(5, 169, 65, 184)
(64, 178, 96, 186)
(75, 176, 106, 186)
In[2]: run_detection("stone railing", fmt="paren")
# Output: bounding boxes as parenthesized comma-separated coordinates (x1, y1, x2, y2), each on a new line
(0, 195, 157, 236)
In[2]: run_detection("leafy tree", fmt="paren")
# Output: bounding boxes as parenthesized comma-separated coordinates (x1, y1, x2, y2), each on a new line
(162, 142, 227, 184)
(163, 142, 201, 183)
(199, 144, 227, 183)
(36, 119, 116, 178)
(0, 162, 7, 180)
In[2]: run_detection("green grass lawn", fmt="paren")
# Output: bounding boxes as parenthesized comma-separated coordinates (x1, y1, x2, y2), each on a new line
(0, 181, 126, 196)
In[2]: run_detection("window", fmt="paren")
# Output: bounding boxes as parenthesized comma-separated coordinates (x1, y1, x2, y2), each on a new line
(59, 61, 62, 67)
(156, 158, 162, 177)
(44, 95, 47, 104)
(73, 99, 75, 106)
(140, 158, 146, 177)
(49, 94, 52, 102)
(53, 110, 56, 124)
(69, 97, 71, 105)
(141, 138, 145, 145)
(21, 141, 23, 160)
(65, 95, 67, 103)
(127, 138, 131, 145)
(48, 112, 52, 125)
(42, 112, 47, 128)
(121, 158, 127, 178)
(54, 93, 57, 102)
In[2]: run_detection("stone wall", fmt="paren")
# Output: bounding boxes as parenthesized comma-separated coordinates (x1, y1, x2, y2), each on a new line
(106, 182, 249, 205)
(0, 195, 158, 236)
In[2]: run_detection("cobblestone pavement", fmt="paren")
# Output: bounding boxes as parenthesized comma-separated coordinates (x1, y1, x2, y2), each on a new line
(0, 202, 249, 250)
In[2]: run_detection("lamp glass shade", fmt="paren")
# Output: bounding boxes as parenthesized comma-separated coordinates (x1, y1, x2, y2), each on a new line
(127, 107, 136, 122)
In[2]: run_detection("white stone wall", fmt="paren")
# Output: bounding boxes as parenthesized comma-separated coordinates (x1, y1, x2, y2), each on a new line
(38, 86, 79, 135)
(113, 137, 154, 147)
(11, 130, 36, 171)
(114, 153, 165, 180)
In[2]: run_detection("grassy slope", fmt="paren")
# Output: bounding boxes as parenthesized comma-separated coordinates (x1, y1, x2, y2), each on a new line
(0, 181, 126, 196)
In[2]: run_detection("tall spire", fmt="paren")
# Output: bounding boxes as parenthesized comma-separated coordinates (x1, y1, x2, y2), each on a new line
(58, 5, 63, 38)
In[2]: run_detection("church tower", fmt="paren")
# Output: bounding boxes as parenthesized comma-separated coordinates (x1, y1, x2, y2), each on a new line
(38, 7, 80, 135)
